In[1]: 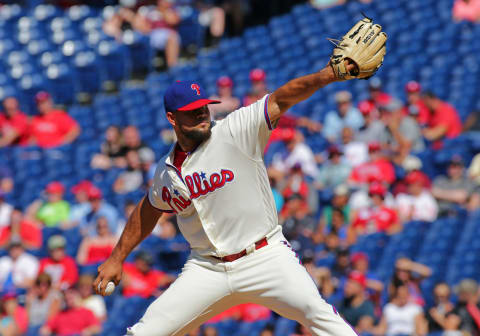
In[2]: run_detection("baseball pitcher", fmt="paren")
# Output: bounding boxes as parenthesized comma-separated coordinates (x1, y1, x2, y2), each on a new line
(94, 17, 387, 336)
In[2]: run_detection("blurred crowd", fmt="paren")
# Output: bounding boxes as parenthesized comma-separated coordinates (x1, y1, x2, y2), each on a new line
(0, 0, 479, 334)
(1, 64, 480, 335)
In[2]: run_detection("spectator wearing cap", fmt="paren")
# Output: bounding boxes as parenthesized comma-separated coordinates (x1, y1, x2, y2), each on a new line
(315, 146, 351, 190)
(323, 91, 364, 142)
(26, 273, 62, 332)
(76, 216, 116, 266)
(38, 235, 78, 290)
(425, 283, 454, 334)
(350, 252, 384, 295)
(349, 143, 396, 186)
(25, 182, 70, 228)
(373, 284, 427, 336)
(0, 239, 39, 291)
(338, 271, 375, 333)
(0, 96, 29, 147)
(0, 208, 42, 250)
(432, 155, 480, 214)
(422, 91, 462, 150)
(66, 180, 94, 228)
(352, 182, 400, 235)
(271, 130, 318, 178)
(113, 149, 144, 194)
(1, 291, 28, 335)
(122, 251, 172, 298)
(444, 279, 480, 336)
(359, 77, 392, 110)
(208, 76, 241, 119)
(40, 287, 101, 336)
(405, 81, 430, 126)
(30, 91, 80, 148)
(453, 0, 480, 22)
(90, 125, 128, 170)
(395, 171, 438, 223)
(76, 274, 106, 321)
(380, 99, 425, 162)
(355, 100, 389, 145)
(79, 186, 119, 236)
(243, 69, 269, 107)
(339, 127, 368, 167)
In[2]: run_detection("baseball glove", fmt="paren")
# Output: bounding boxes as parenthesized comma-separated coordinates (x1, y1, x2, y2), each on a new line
(329, 16, 387, 80)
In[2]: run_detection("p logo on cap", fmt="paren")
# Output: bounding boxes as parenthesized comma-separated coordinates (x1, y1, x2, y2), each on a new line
(164, 81, 220, 112)
(191, 84, 201, 96)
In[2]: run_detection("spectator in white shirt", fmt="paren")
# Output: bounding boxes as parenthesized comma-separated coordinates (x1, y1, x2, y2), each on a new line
(0, 239, 39, 291)
(339, 127, 368, 168)
(396, 171, 439, 223)
(374, 284, 427, 336)
(272, 130, 318, 178)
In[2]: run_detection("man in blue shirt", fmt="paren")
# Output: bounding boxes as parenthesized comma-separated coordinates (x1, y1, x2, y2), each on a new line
(323, 91, 364, 142)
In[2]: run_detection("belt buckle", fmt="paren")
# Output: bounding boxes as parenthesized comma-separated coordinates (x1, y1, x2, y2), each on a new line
(245, 243, 256, 255)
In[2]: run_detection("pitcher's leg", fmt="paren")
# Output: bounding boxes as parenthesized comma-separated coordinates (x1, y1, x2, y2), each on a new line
(234, 242, 357, 336)
(127, 258, 238, 336)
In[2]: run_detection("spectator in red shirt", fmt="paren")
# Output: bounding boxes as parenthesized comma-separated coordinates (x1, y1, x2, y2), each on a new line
(0, 97, 29, 147)
(422, 92, 462, 149)
(122, 251, 172, 298)
(349, 142, 396, 186)
(358, 78, 392, 110)
(453, 0, 480, 22)
(243, 69, 269, 107)
(0, 208, 42, 250)
(30, 91, 80, 148)
(76, 216, 116, 266)
(238, 303, 271, 323)
(40, 288, 101, 336)
(405, 81, 430, 126)
(352, 182, 401, 235)
(39, 235, 78, 290)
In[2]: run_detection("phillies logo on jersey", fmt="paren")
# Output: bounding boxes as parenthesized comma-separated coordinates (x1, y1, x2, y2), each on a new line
(162, 187, 192, 214)
(162, 169, 235, 213)
(185, 169, 234, 199)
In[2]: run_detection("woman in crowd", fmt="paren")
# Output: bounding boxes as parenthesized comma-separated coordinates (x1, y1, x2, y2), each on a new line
(76, 217, 117, 266)
(26, 273, 61, 334)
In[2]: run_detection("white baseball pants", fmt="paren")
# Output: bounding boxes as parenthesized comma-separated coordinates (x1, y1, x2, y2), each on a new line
(126, 231, 356, 336)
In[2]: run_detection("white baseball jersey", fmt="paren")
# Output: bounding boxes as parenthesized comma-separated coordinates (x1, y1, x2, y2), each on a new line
(148, 94, 280, 257)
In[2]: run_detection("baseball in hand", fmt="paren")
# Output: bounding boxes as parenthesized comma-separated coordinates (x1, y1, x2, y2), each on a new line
(98, 281, 116, 296)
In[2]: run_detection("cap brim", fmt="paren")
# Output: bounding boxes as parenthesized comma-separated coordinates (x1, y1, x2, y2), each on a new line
(177, 99, 220, 111)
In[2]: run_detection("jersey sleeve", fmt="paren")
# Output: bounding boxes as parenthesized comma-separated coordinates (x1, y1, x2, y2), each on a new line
(148, 165, 175, 213)
(222, 94, 273, 159)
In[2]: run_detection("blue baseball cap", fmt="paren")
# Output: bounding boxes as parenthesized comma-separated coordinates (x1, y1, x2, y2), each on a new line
(164, 80, 220, 112)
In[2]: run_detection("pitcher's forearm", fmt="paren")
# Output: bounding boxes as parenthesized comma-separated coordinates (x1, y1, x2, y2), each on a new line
(268, 66, 337, 121)
(110, 196, 161, 262)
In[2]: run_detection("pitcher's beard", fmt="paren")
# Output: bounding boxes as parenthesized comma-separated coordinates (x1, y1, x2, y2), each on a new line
(184, 123, 212, 143)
